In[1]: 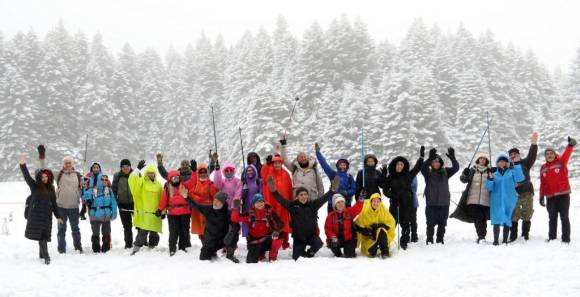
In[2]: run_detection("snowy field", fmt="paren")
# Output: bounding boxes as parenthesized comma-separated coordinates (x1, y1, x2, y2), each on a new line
(1, 178, 579, 297)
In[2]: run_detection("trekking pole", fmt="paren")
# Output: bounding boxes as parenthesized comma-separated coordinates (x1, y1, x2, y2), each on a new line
(486, 112, 492, 161)
(397, 205, 401, 251)
(283, 97, 300, 139)
(361, 126, 366, 188)
(82, 133, 88, 174)
(211, 105, 218, 155)
(239, 127, 246, 169)
(467, 126, 489, 166)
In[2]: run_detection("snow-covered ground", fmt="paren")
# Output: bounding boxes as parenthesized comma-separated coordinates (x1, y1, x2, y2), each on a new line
(1, 178, 579, 297)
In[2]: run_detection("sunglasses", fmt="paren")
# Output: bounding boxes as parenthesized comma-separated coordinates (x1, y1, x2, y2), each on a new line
(224, 169, 235, 173)
(121, 165, 131, 169)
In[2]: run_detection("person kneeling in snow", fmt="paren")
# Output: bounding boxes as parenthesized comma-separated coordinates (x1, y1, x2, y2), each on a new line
(324, 193, 364, 258)
(354, 193, 396, 259)
(231, 194, 284, 263)
(83, 173, 118, 253)
(185, 192, 240, 263)
(266, 175, 339, 261)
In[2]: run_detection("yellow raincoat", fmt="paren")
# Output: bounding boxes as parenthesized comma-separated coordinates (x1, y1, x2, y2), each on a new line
(129, 164, 163, 233)
(355, 194, 396, 256)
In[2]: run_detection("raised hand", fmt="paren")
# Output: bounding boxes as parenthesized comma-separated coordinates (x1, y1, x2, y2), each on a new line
(429, 148, 437, 160)
(37, 145, 46, 159)
(137, 160, 146, 170)
(266, 176, 277, 193)
(420, 146, 425, 158)
(330, 175, 340, 192)
(568, 136, 577, 147)
(531, 132, 538, 145)
(156, 153, 163, 164)
(446, 147, 455, 160)
(314, 143, 320, 152)
(17, 154, 26, 165)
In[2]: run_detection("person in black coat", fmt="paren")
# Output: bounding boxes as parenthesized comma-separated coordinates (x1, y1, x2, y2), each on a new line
(266, 175, 339, 261)
(17, 154, 62, 265)
(355, 154, 386, 198)
(384, 146, 425, 250)
(184, 191, 239, 263)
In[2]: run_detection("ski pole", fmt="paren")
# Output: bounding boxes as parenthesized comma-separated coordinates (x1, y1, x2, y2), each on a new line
(397, 205, 400, 251)
(283, 97, 300, 138)
(486, 112, 492, 162)
(361, 126, 366, 188)
(467, 126, 489, 166)
(82, 133, 88, 175)
(239, 127, 246, 169)
(211, 105, 218, 155)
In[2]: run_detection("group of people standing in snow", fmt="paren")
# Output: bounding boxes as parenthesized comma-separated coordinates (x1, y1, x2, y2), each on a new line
(15, 132, 576, 265)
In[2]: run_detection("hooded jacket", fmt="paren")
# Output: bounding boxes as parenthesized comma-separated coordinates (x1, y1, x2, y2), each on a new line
(82, 176, 117, 222)
(316, 150, 356, 209)
(384, 156, 424, 208)
(185, 197, 231, 247)
(261, 162, 293, 233)
(240, 164, 262, 237)
(246, 152, 263, 180)
(540, 145, 573, 198)
(189, 164, 219, 235)
(324, 200, 363, 245)
(158, 170, 192, 216)
(486, 153, 525, 227)
(128, 164, 163, 233)
(421, 154, 460, 206)
(280, 145, 325, 199)
(214, 161, 243, 210)
(20, 164, 60, 241)
(354, 196, 396, 256)
(355, 154, 386, 199)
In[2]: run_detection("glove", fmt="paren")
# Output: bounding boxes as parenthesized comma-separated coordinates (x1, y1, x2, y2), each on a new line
(446, 147, 455, 160)
(156, 153, 163, 164)
(232, 199, 242, 210)
(330, 237, 339, 249)
(279, 138, 287, 146)
(358, 227, 373, 237)
(380, 164, 388, 176)
(215, 160, 220, 171)
(569, 136, 577, 147)
(190, 159, 197, 172)
(330, 175, 340, 192)
(359, 189, 367, 201)
(155, 209, 163, 217)
(462, 168, 470, 177)
(137, 160, 146, 170)
(267, 176, 277, 193)
(266, 155, 273, 165)
(79, 204, 87, 220)
(420, 146, 425, 158)
(314, 143, 320, 152)
(37, 145, 46, 159)
(271, 231, 280, 239)
(429, 148, 437, 160)
(540, 196, 546, 207)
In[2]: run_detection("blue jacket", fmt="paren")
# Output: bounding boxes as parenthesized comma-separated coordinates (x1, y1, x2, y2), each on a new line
(316, 151, 356, 210)
(486, 153, 524, 227)
(83, 174, 118, 222)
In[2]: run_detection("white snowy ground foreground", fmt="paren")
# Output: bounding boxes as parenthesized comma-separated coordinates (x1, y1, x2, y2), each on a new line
(1, 179, 580, 297)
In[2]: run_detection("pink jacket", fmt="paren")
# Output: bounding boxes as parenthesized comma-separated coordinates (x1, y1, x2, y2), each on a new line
(214, 162, 243, 210)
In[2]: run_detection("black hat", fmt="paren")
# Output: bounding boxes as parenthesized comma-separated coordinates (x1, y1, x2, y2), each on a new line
(295, 187, 309, 198)
(508, 148, 520, 155)
(120, 159, 131, 168)
(215, 192, 228, 204)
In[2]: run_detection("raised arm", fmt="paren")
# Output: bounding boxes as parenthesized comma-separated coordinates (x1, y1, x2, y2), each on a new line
(445, 148, 460, 177)
(266, 176, 292, 210)
(279, 139, 295, 172)
(410, 157, 425, 178)
(315, 145, 336, 178)
(312, 176, 340, 210)
(184, 195, 212, 216)
(560, 137, 575, 166)
(18, 155, 37, 191)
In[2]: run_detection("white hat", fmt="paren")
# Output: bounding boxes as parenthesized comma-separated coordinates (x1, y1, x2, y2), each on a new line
(332, 194, 346, 209)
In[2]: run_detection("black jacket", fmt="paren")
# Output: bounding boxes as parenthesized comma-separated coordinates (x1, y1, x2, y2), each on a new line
(514, 144, 537, 195)
(385, 156, 424, 208)
(113, 171, 133, 206)
(21, 164, 60, 241)
(185, 197, 232, 247)
(421, 155, 460, 206)
(355, 154, 386, 198)
(272, 189, 334, 241)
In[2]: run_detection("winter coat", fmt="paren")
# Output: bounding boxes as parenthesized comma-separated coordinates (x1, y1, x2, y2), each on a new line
(158, 164, 197, 186)
(272, 189, 334, 241)
(231, 204, 282, 241)
(82, 181, 118, 222)
(486, 154, 525, 227)
(185, 197, 231, 247)
(316, 151, 356, 207)
(245, 152, 263, 181)
(20, 164, 60, 241)
(384, 156, 424, 209)
(515, 144, 538, 195)
(241, 164, 262, 237)
(324, 200, 363, 245)
(189, 169, 219, 235)
(540, 145, 573, 198)
(421, 156, 459, 206)
(113, 170, 133, 206)
(128, 164, 163, 233)
(261, 163, 293, 233)
(55, 169, 82, 209)
(451, 164, 490, 223)
(214, 162, 243, 210)
(281, 145, 325, 199)
(354, 198, 396, 256)
(355, 154, 386, 198)
(158, 170, 192, 216)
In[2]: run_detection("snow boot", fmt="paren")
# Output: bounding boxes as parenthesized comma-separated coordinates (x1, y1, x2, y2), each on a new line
(493, 225, 500, 246)
(426, 225, 435, 245)
(509, 221, 518, 242)
(101, 235, 111, 253)
(39, 240, 50, 265)
(91, 235, 101, 253)
(502, 227, 510, 245)
(226, 250, 240, 263)
(72, 231, 82, 253)
(411, 233, 419, 243)
(130, 245, 141, 255)
(522, 221, 531, 240)
(436, 225, 445, 244)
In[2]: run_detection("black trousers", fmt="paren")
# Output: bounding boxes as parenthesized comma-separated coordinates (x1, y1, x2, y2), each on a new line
(292, 235, 323, 260)
(547, 194, 571, 242)
(134, 228, 160, 248)
(426, 205, 449, 241)
(390, 204, 413, 246)
(368, 229, 388, 257)
(330, 238, 356, 258)
(468, 204, 489, 239)
(410, 207, 418, 236)
(168, 214, 191, 252)
(200, 244, 223, 260)
(118, 204, 134, 248)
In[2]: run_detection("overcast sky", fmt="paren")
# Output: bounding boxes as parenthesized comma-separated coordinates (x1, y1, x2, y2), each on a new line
(1, 0, 579, 70)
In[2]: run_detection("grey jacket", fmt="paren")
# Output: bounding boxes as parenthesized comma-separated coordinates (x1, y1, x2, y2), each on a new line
(56, 170, 82, 209)
(280, 145, 324, 199)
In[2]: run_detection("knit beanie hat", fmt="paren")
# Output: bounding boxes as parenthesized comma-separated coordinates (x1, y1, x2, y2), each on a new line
(251, 193, 265, 206)
(120, 159, 131, 167)
(332, 194, 346, 209)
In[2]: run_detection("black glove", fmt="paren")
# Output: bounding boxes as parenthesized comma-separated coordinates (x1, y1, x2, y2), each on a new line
(190, 159, 197, 172)
(137, 160, 146, 170)
(37, 145, 46, 159)
(279, 138, 287, 146)
(540, 196, 546, 207)
(420, 146, 425, 158)
(462, 168, 470, 177)
(569, 136, 577, 147)
(215, 160, 220, 170)
(155, 209, 163, 217)
(314, 143, 320, 152)
(330, 237, 339, 249)
(232, 199, 242, 210)
(266, 155, 273, 165)
(380, 164, 388, 176)
(429, 148, 437, 160)
(358, 227, 373, 237)
(79, 204, 87, 220)
(359, 189, 367, 201)
(446, 147, 455, 160)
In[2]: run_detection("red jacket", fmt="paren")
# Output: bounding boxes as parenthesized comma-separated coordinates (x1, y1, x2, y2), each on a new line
(231, 204, 283, 240)
(324, 200, 363, 245)
(261, 163, 293, 233)
(540, 145, 574, 198)
(158, 170, 191, 216)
